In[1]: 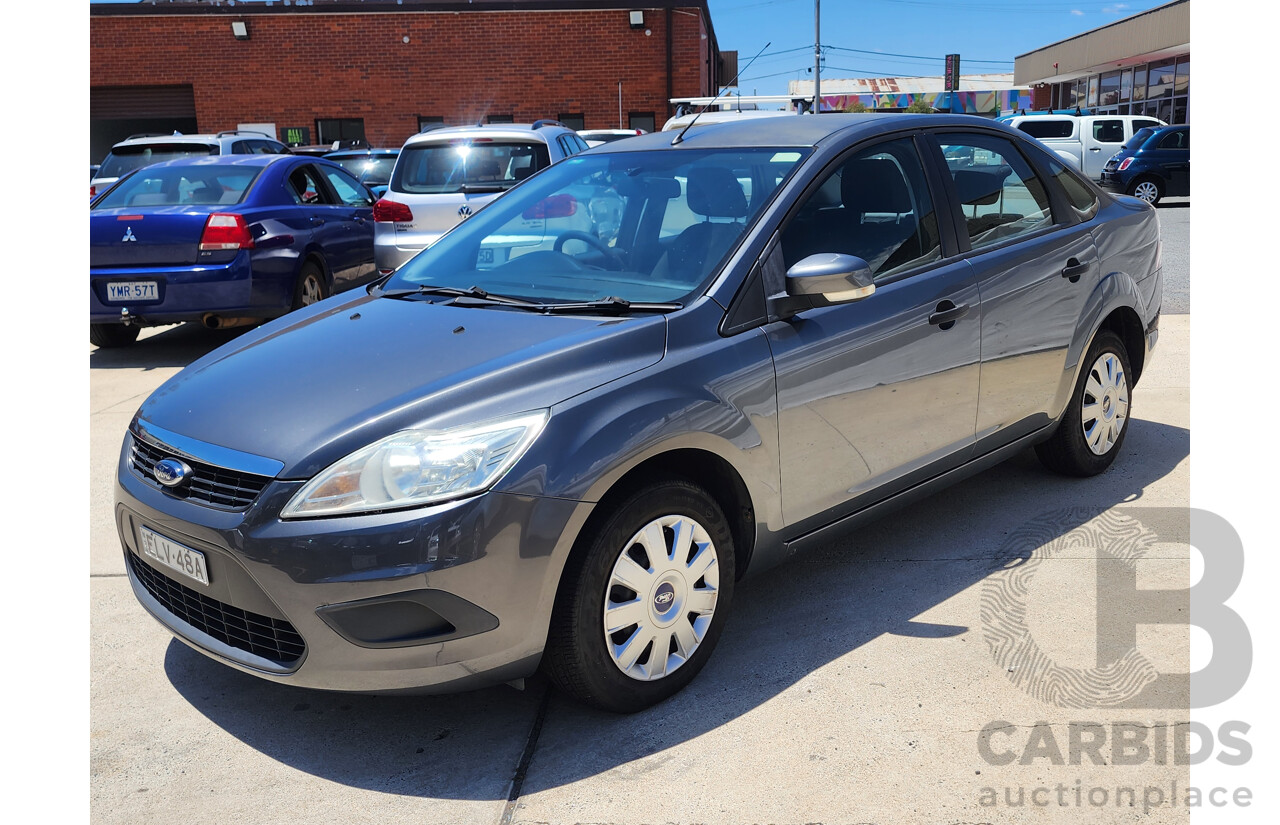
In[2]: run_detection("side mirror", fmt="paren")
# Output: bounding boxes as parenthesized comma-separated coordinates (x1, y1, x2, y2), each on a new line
(769, 253, 875, 318)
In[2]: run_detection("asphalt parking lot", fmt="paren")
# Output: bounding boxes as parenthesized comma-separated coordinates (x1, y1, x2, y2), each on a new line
(90, 201, 1191, 824)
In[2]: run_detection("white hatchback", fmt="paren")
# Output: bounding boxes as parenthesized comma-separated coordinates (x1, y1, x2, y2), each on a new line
(373, 121, 590, 273)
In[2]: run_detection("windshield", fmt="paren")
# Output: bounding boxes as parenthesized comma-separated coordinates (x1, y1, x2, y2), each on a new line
(391, 139, 552, 194)
(92, 164, 262, 209)
(97, 143, 219, 179)
(384, 147, 810, 305)
(331, 156, 397, 186)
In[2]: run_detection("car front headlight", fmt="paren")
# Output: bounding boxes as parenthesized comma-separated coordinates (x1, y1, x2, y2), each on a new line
(282, 411, 548, 518)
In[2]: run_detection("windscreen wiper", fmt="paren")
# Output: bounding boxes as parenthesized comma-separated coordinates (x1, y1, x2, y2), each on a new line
(459, 183, 507, 194)
(455, 296, 683, 315)
(374, 284, 536, 306)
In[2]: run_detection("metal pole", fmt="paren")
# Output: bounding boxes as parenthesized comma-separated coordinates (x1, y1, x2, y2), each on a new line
(813, 0, 821, 113)
(618, 80, 623, 129)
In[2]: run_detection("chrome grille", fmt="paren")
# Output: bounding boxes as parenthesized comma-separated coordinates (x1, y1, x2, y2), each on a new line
(129, 433, 272, 510)
(128, 552, 305, 665)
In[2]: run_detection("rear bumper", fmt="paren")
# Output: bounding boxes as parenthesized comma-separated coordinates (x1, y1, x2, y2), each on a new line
(373, 226, 441, 274)
(1098, 170, 1128, 192)
(90, 251, 293, 325)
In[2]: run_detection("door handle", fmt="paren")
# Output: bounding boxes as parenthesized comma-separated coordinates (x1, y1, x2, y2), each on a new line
(310, 216, 325, 226)
(1061, 257, 1089, 282)
(928, 300, 969, 330)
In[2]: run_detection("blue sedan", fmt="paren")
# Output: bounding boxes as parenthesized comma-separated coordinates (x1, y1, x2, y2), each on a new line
(90, 154, 377, 347)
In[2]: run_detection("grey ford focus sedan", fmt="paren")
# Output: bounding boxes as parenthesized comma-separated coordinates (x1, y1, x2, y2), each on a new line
(115, 114, 1161, 713)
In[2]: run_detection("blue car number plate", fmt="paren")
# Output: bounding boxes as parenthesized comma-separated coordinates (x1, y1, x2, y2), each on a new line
(107, 281, 158, 302)
(139, 526, 209, 587)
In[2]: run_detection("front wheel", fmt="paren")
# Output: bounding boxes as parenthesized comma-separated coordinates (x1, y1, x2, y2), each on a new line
(89, 323, 140, 348)
(1036, 329, 1132, 477)
(542, 479, 735, 713)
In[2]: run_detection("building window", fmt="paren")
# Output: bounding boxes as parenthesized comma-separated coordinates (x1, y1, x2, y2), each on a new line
(557, 113, 585, 131)
(316, 118, 365, 145)
(487, 114, 514, 124)
(417, 116, 444, 133)
(629, 112, 656, 133)
(1087, 76, 1099, 108)
(1119, 69, 1132, 104)
(1099, 71, 1121, 107)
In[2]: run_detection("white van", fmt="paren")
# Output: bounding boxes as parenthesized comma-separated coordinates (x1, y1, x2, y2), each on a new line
(1003, 114, 1165, 181)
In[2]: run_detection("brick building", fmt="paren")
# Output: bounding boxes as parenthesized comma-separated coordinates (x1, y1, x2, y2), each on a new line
(89, 0, 725, 162)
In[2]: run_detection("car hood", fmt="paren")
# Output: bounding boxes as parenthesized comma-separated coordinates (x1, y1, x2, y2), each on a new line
(135, 291, 668, 478)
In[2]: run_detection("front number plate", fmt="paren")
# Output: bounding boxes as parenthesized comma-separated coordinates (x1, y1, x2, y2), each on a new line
(107, 281, 158, 302)
(139, 526, 209, 586)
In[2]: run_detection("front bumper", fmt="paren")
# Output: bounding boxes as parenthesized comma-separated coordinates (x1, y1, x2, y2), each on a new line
(115, 429, 585, 694)
(90, 251, 292, 325)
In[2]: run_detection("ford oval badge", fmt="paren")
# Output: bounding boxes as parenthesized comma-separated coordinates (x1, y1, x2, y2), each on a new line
(153, 458, 193, 488)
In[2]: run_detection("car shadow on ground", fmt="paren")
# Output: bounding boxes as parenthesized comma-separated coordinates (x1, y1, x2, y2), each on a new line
(161, 413, 1189, 799)
(89, 322, 255, 370)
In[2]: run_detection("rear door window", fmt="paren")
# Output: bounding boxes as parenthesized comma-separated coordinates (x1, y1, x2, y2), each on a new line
(286, 165, 331, 205)
(933, 132, 1055, 251)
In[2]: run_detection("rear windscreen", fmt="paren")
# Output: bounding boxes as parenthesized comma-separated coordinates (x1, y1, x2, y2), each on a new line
(1017, 120, 1075, 139)
(92, 165, 262, 209)
(391, 140, 551, 194)
(97, 143, 220, 179)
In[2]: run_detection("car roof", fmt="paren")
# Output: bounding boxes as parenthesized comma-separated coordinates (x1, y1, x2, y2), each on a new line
(325, 148, 399, 157)
(137, 154, 297, 171)
(598, 113, 1018, 151)
(402, 122, 574, 147)
(110, 132, 277, 149)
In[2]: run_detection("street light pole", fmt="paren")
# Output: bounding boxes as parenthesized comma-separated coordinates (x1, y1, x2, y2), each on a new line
(813, 0, 821, 113)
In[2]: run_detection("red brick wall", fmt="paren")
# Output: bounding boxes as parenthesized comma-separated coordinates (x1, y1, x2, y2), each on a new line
(90, 8, 716, 146)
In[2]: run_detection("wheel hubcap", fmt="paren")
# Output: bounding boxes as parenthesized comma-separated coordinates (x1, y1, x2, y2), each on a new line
(1081, 351, 1129, 455)
(1133, 181, 1158, 203)
(301, 276, 322, 305)
(603, 514, 720, 682)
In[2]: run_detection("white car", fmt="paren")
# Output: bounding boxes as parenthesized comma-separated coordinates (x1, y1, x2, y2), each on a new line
(91, 130, 290, 200)
(373, 121, 590, 273)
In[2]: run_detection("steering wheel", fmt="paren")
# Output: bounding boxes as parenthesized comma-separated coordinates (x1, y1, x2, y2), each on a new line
(553, 231, 624, 270)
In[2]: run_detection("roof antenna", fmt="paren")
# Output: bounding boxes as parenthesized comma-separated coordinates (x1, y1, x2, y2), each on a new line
(672, 41, 771, 146)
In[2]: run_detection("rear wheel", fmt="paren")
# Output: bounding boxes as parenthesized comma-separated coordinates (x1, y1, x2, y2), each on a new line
(89, 323, 140, 348)
(291, 260, 328, 310)
(542, 479, 735, 713)
(1127, 176, 1163, 205)
(1036, 330, 1132, 477)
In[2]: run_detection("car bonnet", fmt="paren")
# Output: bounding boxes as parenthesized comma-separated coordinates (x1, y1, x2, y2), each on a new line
(134, 292, 668, 479)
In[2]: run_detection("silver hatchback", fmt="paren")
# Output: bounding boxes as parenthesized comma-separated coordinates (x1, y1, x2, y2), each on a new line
(373, 121, 590, 273)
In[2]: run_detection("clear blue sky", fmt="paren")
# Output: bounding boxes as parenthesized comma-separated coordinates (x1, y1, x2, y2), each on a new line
(705, 0, 1173, 96)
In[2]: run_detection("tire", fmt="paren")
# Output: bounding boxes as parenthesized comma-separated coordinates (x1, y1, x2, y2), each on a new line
(542, 479, 736, 713)
(291, 260, 328, 310)
(89, 323, 140, 348)
(1126, 176, 1163, 205)
(1036, 329, 1132, 477)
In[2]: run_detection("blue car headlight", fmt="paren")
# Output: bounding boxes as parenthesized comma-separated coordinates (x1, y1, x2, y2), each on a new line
(281, 411, 548, 518)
